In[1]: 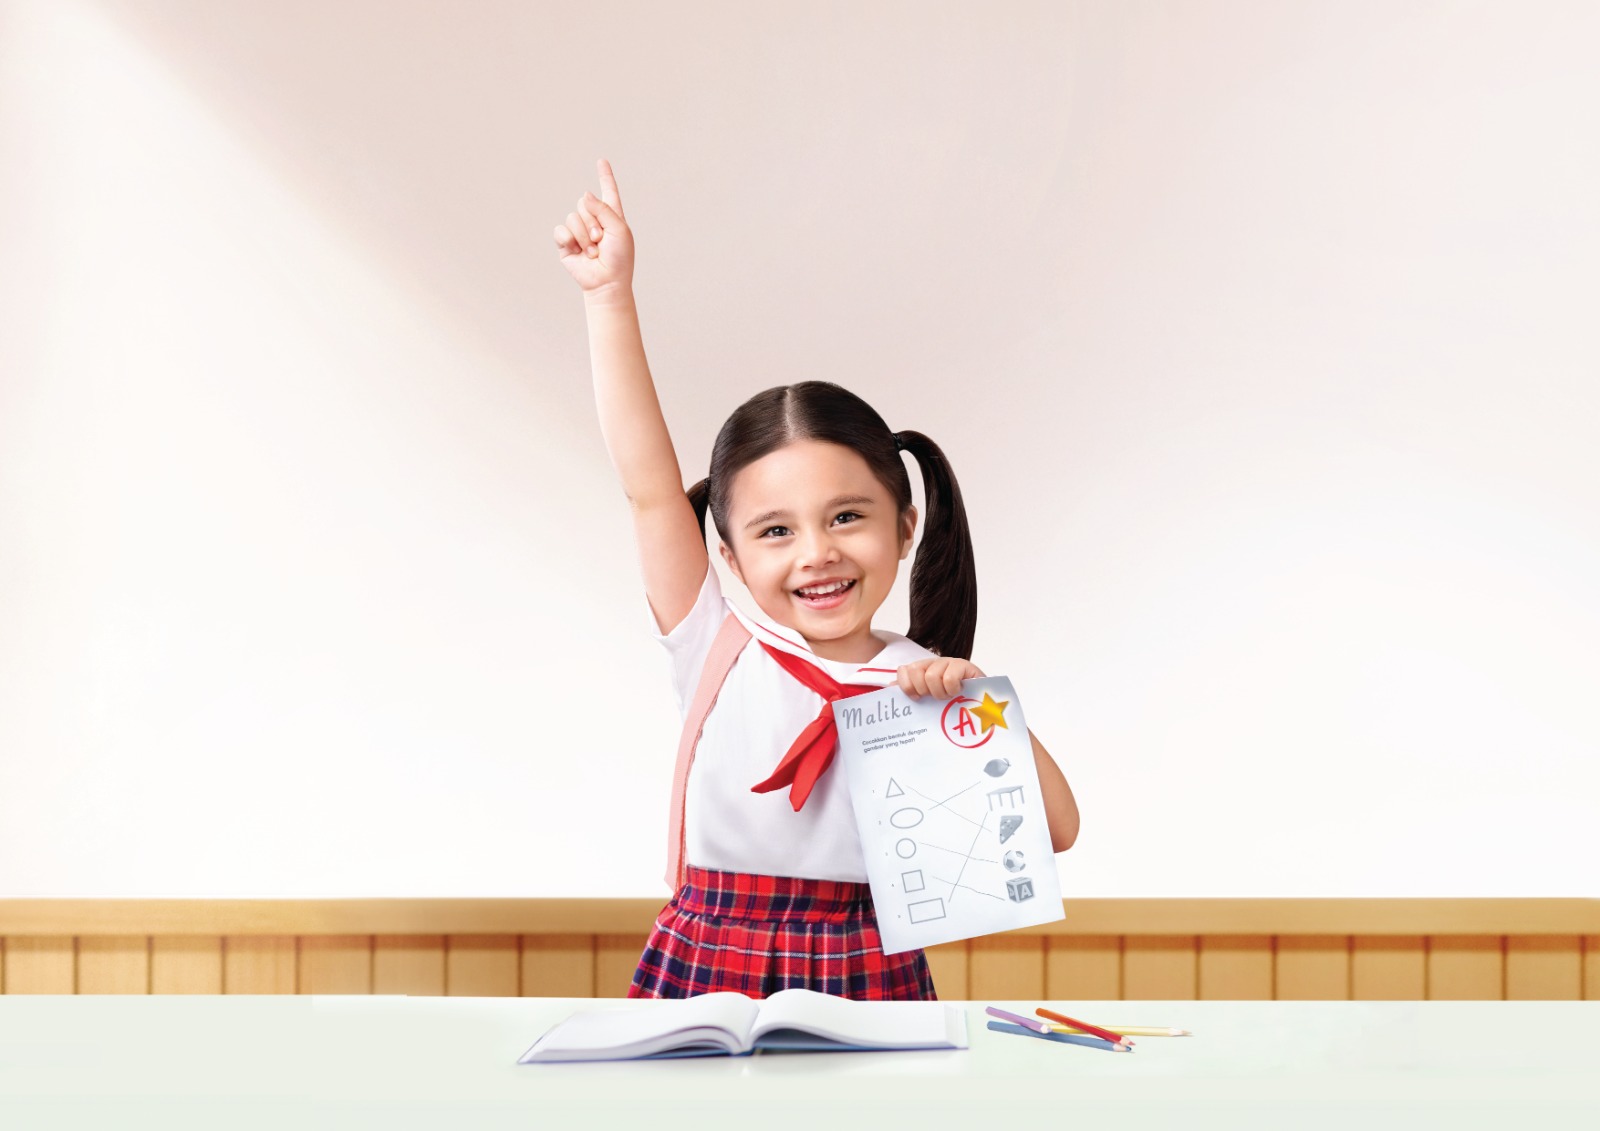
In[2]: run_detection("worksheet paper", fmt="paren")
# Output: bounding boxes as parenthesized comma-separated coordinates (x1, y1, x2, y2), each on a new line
(836, 677, 1065, 955)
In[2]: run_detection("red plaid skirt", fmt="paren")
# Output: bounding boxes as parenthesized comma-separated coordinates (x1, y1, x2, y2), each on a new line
(628, 865, 939, 1000)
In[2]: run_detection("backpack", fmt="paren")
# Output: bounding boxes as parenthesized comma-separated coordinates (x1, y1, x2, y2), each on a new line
(662, 612, 751, 892)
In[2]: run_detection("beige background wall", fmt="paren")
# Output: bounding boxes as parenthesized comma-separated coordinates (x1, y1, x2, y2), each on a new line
(1, 0, 1595, 899)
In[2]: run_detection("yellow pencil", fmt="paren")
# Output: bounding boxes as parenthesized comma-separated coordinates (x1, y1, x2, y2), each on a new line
(1047, 1024, 1190, 1037)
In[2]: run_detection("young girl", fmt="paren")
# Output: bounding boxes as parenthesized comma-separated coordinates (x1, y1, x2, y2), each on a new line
(554, 158, 1080, 1001)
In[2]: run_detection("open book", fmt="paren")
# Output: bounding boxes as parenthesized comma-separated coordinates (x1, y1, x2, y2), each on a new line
(518, 988, 970, 1063)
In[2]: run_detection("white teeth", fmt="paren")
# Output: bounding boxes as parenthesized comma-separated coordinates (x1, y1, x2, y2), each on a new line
(798, 579, 853, 597)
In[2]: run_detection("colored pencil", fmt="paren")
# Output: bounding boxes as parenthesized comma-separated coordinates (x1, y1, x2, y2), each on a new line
(1047, 1024, 1190, 1037)
(1034, 1007, 1129, 1044)
(986, 1020, 1134, 1052)
(984, 1006, 1052, 1033)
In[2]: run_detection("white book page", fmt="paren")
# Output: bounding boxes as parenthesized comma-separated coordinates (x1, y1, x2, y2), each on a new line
(520, 992, 760, 1062)
(837, 676, 1065, 955)
(750, 988, 967, 1049)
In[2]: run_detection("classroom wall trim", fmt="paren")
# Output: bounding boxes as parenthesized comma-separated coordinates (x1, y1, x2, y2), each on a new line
(2, 899, 1596, 999)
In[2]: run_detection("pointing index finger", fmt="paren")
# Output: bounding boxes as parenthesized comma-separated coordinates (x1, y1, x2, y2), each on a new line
(596, 157, 624, 217)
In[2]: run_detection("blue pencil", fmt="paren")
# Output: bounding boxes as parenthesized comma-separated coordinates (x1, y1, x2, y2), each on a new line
(986, 1020, 1134, 1052)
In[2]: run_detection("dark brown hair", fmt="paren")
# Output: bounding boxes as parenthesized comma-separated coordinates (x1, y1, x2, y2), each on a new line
(686, 381, 978, 660)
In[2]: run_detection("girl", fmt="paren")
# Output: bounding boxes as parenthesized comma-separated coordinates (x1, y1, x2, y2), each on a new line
(553, 158, 1080, 1000)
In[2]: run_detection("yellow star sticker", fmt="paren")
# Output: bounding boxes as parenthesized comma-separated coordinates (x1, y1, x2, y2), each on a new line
(969, 691, 1010, 734)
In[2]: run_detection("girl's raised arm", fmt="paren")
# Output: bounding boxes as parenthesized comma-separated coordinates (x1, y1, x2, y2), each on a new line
(554, 158, 709, 635)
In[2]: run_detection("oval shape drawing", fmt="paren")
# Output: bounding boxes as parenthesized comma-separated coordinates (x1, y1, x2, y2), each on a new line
(895, 838, 917, 858)
(983, 758, 1011, 777)
(889, 807, 924, 829)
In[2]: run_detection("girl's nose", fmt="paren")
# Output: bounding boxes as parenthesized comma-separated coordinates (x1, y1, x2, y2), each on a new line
(796, 528, 841, 567)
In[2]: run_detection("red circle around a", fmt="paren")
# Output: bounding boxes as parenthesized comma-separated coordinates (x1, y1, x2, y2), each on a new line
(940, 696, 994, 749)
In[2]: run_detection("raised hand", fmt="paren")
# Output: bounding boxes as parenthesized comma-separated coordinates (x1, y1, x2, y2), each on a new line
(554, 157, 635, 298)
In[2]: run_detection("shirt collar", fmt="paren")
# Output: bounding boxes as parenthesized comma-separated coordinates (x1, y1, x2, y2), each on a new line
(726, 602, 934, 686)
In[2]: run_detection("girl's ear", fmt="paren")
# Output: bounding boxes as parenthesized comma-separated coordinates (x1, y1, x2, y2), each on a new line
(718, 540, 745, 585)
(899, 506, 918, 560)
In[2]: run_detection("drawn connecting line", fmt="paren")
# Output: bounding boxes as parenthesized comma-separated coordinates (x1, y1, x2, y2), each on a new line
(928, 873, 1007, 901)
(903, 780, 984, 830)
(943, 811, 989, 905)
(911, 839, 998, 865)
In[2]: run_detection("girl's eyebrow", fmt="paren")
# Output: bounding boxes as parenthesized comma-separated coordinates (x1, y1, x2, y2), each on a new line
(743, 494, 877, 530)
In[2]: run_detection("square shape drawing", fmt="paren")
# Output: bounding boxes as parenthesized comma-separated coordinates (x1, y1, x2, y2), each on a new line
(901, 869, 926, 893)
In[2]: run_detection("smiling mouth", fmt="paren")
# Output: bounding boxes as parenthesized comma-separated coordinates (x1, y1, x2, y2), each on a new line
(794, 579, 857, 602)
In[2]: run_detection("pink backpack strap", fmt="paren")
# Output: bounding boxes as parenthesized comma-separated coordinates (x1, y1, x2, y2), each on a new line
(663, 610, 752, 893)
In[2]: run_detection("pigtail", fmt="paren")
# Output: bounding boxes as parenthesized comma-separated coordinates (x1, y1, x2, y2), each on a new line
(896, 430, 978, 660)
(686, 476, 712, 538)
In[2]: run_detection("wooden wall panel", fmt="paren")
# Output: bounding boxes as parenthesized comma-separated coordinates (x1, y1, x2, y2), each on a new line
(4, 937, 75, 993)
(151, 937, 222, 994)
(594, 934, 644, 998)
(1351, 936, 1425, 999)
(1274, 935, 1348, 1000)
(1198, 935, 1273, 1000)
(6, 902, 1599, 1001)
(1505, 936, 1581, 1001)
(1123, 936, 1196, 1000)
(224, 936, 296, 994)
(1428, 936, 1502, 999)
(1045, 935, 1120, 1001)
(78, 936, 149, 994)
(445, 935, 519, 997)
(968, 936, 1045, 1000)
(520, 935, 595, 998)
(922, 941, 969, 1000)
(300, 935, 372, 994)
(374, 935, 445, 995)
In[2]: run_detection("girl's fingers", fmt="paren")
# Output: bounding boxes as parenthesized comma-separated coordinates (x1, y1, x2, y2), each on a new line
(565, 211, 591, 255)
(576, 195, 601, 251)
(597, 158, 624, 218)
(898, 670, 918, 699)
(580, 194, 602, 241)
(554, 223, 582, 255)
(586, 194, 624, 232)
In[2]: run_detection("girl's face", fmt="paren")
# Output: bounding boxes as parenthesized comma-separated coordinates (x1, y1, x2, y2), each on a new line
(719, 439, 916, 664)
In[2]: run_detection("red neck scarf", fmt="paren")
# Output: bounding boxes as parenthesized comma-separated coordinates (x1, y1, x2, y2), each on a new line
(749, 641, 879, 811)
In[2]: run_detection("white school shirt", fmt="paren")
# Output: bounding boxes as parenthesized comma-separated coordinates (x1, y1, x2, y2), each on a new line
(647, 561, 938, 882)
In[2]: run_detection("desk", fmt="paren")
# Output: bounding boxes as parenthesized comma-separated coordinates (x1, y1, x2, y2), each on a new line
(2, 997, 1596, 1129)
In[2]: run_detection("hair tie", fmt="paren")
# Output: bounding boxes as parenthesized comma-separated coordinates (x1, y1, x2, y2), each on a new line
(893, 433, 905, 452)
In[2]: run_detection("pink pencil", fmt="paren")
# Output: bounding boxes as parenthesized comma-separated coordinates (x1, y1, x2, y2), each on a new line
(984, 1006, 1053, 1033)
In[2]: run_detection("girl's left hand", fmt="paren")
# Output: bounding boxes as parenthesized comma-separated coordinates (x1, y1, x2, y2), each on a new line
(897, 657, 986, 700)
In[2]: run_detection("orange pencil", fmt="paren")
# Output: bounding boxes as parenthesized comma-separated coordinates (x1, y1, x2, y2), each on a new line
(1035, 1008, 1129, 1045)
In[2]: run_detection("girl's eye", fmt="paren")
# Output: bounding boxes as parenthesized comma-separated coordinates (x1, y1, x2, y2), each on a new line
(759, 513, 860, 538)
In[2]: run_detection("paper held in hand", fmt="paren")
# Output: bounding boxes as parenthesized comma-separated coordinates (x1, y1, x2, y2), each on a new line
(836, 676, 1065, 956)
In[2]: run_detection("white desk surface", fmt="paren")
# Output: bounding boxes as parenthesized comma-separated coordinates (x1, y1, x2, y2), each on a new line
(2, 996, 1596, 1129)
